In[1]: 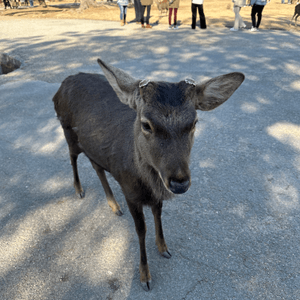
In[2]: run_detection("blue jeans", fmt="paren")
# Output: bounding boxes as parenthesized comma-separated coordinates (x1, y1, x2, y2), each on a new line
(118, 4, 127, 20)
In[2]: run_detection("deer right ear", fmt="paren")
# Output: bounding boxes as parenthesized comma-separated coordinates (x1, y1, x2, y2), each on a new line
(97, 58, 141, 110)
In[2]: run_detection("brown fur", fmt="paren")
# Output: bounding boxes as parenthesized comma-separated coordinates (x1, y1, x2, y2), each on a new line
(52, 58, 245, 291)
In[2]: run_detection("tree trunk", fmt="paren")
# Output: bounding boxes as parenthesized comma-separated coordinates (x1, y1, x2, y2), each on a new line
(79, 0, 97, 10)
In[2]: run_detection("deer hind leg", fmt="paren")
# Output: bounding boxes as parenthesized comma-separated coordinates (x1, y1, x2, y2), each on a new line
(90, 161, 123, 216)
(63, 127, 84, 198)
(151, 201, 171, 259)
(127, 201, 152, 291)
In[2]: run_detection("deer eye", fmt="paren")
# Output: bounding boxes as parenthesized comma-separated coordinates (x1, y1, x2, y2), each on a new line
(141, 122, 152, 134)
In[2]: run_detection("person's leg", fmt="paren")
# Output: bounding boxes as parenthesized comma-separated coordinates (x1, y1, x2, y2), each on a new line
(141, 5, 146, 25)
(233, 6, 241, 30)
(134, 0, 138, 21)
(198, 4, 206, 28)
(124, 6, 128, 24)
(238, 7, 246, 28)
(118, 3, 124, 22)
(169, 8, 173, 25)
(137, 0, 142, 22)
(191, 3, 197, 29)
(256, 5, 264, 28)
(251, 4, 257, 28)
(146, 5, 151, 25)
(174, 8, 178, 26)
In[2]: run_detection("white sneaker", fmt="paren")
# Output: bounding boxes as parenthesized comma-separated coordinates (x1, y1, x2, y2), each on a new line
(250, 27, 258, 32)
(230, 27, 238, 31)
(173, 25, 178, 30)
(168, 25, 172, 29)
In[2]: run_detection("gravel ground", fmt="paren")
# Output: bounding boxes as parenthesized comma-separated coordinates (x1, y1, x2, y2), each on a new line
(1, 19, 300, 300)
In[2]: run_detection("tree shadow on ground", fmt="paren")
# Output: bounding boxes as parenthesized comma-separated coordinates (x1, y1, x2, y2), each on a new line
(0, 24, 300, 299)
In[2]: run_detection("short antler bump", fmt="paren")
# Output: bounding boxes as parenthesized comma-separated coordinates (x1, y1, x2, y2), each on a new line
(139, 79, 151, 88)
(185, 78, 196, 86)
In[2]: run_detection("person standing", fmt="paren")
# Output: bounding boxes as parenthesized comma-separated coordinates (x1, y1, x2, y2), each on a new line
(140, 0, 153, 28)
(117, 0, 129, 26)
(230, 0, 246, 31)
(191, 0, 206, 30)
(250, 0, 268, 31)
(169, 0, 180, 29)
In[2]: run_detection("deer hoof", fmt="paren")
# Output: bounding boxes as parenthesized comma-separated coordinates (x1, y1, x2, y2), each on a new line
(76, 191, 85, 199)
(115, 209, 123, 216)
(141, 280, 153, 291)
(161, 250, 172, 259)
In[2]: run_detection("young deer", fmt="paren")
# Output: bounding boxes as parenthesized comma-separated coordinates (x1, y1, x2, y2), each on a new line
(53, 59, 245, 291)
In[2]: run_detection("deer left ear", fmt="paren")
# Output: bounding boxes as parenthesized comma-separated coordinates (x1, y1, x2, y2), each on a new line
(193, 72, 245, 111)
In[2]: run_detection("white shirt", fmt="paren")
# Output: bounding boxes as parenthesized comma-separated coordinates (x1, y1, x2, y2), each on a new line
(192, 0, 204, 4)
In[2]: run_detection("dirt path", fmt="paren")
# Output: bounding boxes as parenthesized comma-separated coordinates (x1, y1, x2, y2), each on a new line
(1, 0, 299, 31)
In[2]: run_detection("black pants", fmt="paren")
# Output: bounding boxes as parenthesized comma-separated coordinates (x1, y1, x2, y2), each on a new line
(251, 4, 265, 28)
(141, 5, 151, 25)
(134, 0, 143, 22)
(191, 4, 206, 29)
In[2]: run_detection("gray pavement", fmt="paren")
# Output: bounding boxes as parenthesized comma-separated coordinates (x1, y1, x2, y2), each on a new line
(1, 19, 300, 299)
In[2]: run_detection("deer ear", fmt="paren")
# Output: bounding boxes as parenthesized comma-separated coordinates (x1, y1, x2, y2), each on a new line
(97, 58, 141, 110)
(193, 72, 245, 111)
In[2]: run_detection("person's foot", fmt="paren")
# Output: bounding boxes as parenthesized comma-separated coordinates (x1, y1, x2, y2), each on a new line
(230, 27, 238, 31)
(169, 25, 172, 29)
(240, 24, 247, 29)
(141, 24, 145, 28)
(250, 27, 258, 31)
(120, 21, 124, 26)
(191, 25, 195, 30)
(174, 25, 178, 29)
(124, 21, 128, 25)
(146, 24, 152, 29)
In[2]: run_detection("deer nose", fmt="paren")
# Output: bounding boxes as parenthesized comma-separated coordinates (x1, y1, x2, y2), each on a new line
(169, 179, 190, 194)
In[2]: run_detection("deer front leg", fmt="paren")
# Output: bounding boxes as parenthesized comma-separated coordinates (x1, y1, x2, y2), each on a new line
(151, 201, 171, 259)
(90, 160, 123, 216)
(127, 201, 152, 291)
